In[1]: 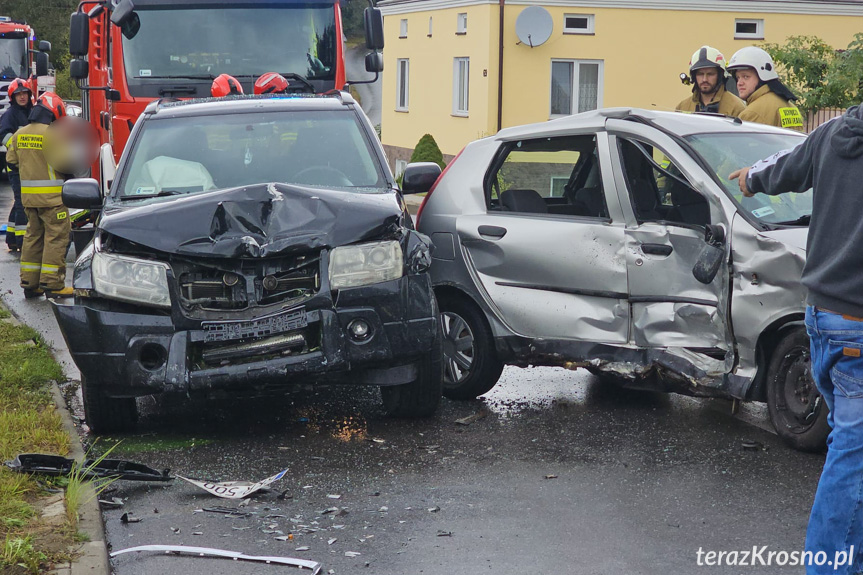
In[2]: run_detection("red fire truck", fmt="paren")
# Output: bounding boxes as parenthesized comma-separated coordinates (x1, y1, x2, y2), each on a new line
(69, 0, 384, 180)
(0, 17, 51, 171)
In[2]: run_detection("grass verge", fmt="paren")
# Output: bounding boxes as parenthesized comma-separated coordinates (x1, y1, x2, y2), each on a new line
(0, 310, 73, 574)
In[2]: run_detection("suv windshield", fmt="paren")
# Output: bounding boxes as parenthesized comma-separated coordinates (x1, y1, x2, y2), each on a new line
(122, 5, 336, 83)
(118, 109, 387, 199)
(685, 132, 812, 225)
(0, 36, 28, 79)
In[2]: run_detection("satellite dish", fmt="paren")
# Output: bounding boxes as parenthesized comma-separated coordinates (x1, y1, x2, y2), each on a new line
(515, 6, 553, 48)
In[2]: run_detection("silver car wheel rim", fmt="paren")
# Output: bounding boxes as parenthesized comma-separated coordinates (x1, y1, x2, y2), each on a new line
(441, 311, 474, 384)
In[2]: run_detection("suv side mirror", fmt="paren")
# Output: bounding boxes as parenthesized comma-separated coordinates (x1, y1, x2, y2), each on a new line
(35, 53, 49, 77)
(63, 179, 103, 209)
(70, 12, 89, 56)
(692, 224, 726, 284)
(402, 162, 441, 195)
(363, 8, 384, 51)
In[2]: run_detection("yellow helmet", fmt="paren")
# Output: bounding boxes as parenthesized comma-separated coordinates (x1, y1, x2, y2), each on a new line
(688, 46, 729, 79)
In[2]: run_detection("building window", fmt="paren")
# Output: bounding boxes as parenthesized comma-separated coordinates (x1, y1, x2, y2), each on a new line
(428, 16, 433, 37)
(396, 58, 409, 111)
(453, 57, 470, 116)
(563, 14, 594, 34)
(399, 18, 408, 38)
(457, 13, 467, 34)
(734, 18, 764, 39)
(395, 159, 408, 180)
(550, 60, 603, 117)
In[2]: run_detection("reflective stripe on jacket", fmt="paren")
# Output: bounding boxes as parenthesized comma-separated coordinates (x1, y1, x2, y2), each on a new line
(5, 123, 66, 207)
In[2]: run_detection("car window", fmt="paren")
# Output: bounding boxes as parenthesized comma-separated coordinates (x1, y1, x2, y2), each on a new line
(618, 138, 710, 228)
(486, 135, 609, 218)
(685, 132, 811, 225)
(117, 109, 387, 200)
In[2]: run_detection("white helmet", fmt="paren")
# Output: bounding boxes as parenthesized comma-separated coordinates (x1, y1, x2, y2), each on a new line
(727, 46, 779, 81)
(689, 46, 729, 79)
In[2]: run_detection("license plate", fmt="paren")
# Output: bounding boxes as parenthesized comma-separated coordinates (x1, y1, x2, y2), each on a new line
(202, 308, 307, 343)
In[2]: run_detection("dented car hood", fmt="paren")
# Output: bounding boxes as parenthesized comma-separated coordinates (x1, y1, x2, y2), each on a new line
(99, 183, 405, 258)
(758, 227, 809, 253)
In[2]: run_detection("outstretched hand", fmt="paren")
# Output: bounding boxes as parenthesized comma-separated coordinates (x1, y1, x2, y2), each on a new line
(728, 167, 754, 197)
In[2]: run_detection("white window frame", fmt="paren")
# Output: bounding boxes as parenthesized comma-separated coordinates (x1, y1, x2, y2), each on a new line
(428, 16, 433, 37)
(453, 57, 470, 116)
(457, 13, 467, 34)
(563, 13, 594, 35)
(396, 58, 409, 111)
(550, 176, 569, 197)
(395, 159, 408, 180)
(734, 18, 764, 40)
(399, 18, 408, 38)
(549, 59, 604, 118)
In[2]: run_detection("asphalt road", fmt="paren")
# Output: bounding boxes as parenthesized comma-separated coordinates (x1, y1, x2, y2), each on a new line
(0, 180, 827, 575)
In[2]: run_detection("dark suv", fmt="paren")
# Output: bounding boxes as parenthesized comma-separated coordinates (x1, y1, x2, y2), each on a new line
(54, 93, 442, 433)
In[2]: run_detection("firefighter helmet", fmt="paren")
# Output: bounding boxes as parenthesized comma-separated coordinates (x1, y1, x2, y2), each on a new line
(36, 92, 66, 121)
(254, 72, 289, 95)
(727, 46, 779, 81)
(211, 74, 244, 97)
(7, 79, 32, 99)
(689, 46, 729, 79)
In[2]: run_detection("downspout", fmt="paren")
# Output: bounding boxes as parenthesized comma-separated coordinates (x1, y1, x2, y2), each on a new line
(497, 0, 505, 132)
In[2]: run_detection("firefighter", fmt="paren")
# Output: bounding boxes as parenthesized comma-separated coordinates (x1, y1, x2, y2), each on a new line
(727, 46, 804, 131)
(676, 46, 745, 117)
(254, 72, 290, 95)
(0, 79, 33, 252)
(5, 92, 73, 299)
(211, 74, 244, 97)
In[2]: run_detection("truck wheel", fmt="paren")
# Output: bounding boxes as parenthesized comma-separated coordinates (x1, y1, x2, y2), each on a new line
(81, 377, 138, 434)
(381, 335, 443, 418)
(438, 295, 504, 400)
(767, 329, 829, 452)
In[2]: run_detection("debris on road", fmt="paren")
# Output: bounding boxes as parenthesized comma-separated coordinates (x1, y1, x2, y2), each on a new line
(437, 530, 453, 537)
(545, 474, 558, 480)
(454, 411, 487, 426)
(177, 468, 288, 499)
(99, 497, 124, 508)
(741, 440, 764, 451)
(427, 506, 440, 513)
(201, 506, 251, 518)
(109, 545, 322, 574)
(327, 494, 342, 499)
(345, 551, 361, 557)
(120, 513, 141, 524)
(5, 453, 172, 481)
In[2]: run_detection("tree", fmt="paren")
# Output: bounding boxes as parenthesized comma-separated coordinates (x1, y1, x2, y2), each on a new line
(409, 134, 446, 170)
(763, 34, 863, 114)
(341, 0, 367, 42)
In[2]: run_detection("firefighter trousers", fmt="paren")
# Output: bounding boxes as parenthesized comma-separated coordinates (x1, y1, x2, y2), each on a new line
(6, 171, 27, 251)
(20, 205, 70, 291)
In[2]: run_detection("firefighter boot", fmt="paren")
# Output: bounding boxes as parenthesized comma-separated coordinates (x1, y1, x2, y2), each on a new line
(43, 287, 73, 299)
(23, 288, 43, 299)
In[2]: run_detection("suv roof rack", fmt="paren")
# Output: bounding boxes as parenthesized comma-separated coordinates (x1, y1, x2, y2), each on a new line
(143, 91, 355, 115)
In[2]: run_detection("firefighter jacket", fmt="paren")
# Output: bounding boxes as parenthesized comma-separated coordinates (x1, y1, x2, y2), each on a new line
(0, 99, 31, 149)
(675, 85, 745, 117)
(5, 122, 66, 208)
(739, 85, 804, 131)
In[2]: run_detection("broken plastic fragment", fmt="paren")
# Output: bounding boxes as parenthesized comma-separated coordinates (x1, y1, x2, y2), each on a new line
(109, 545, 321, 574)
(454, 411, 487, 426)
(427, 506, 440, 513)
(177, 468, 288, 499)
(120, 513, 141, 524)
(345, 551, 361, 557)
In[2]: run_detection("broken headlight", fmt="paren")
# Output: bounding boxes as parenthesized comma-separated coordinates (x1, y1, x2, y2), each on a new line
(92, 252, 171, 308)
(329, 240, 403, 289)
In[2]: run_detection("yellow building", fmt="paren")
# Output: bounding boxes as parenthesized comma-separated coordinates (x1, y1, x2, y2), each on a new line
(377, 0, 863, 171)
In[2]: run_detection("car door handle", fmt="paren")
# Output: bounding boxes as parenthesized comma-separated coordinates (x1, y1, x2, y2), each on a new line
(478, 225, 507, 239)
(641, 243, 673, 256)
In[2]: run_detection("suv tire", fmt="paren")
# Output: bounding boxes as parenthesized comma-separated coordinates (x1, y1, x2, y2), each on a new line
(82, 377, 138, 434)
(438, 295, 504, 400)
(767, 329, 829, 452)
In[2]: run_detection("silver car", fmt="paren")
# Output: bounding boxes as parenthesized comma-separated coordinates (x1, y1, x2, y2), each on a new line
(408, 108, 825, 451)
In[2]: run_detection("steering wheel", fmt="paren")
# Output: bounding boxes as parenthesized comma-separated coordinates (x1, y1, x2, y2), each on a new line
(294, 166, 353, 187)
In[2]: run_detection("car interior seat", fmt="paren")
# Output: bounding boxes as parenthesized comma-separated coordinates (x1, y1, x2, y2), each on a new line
(500, 189, 548, 214)
(668, 180, 710, 226)
(621, 142, 662, 221)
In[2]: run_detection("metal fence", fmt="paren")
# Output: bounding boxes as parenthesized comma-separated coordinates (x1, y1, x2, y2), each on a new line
(805, 108, 845, 132)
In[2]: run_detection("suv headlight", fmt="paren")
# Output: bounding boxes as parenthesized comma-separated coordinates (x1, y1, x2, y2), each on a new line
(329, 240, 403, 289)
(92, 252, 171, 308)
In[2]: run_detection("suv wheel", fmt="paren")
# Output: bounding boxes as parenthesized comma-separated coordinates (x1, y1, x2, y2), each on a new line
(766, 329, 829, 452)
(439, 295, 504, 400)
(82, 377, 138, 434)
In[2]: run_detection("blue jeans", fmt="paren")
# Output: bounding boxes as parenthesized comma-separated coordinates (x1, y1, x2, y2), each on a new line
(805, 306, 863, 574)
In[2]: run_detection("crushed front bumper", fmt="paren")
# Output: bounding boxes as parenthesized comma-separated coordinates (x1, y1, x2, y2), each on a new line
(52, 275, 438, 398)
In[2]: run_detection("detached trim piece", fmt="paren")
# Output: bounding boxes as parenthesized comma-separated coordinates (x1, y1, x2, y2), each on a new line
(110, 545, 322, 574)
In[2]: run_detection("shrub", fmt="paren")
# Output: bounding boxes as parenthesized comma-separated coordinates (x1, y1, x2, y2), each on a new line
(409, 134, 446, 169)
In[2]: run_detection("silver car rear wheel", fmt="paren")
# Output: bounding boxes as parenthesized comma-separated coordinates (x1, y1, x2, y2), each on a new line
(442, 311, 474, 384)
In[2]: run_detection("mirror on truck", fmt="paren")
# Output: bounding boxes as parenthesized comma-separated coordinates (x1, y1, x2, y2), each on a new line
(364, 7, 384, 50)
(111, 0, 141, 39)
(69, 12, 89, 56)
(365, 52, 383, 73)
(38, 41, 51, 53)
(70, 59, 88, 80)
(35, 53, 49, 78)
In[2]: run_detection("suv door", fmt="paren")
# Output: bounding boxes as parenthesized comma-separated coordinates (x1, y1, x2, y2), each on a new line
(606, 122, 734, 359)
(455, 132, 630, 342)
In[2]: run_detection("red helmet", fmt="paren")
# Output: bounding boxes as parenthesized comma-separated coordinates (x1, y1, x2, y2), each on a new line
(36, 92, 66, 121)
(8, 79, 32, 99)
(211, 74, 244, 97)
(254, 72, 289, 95)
